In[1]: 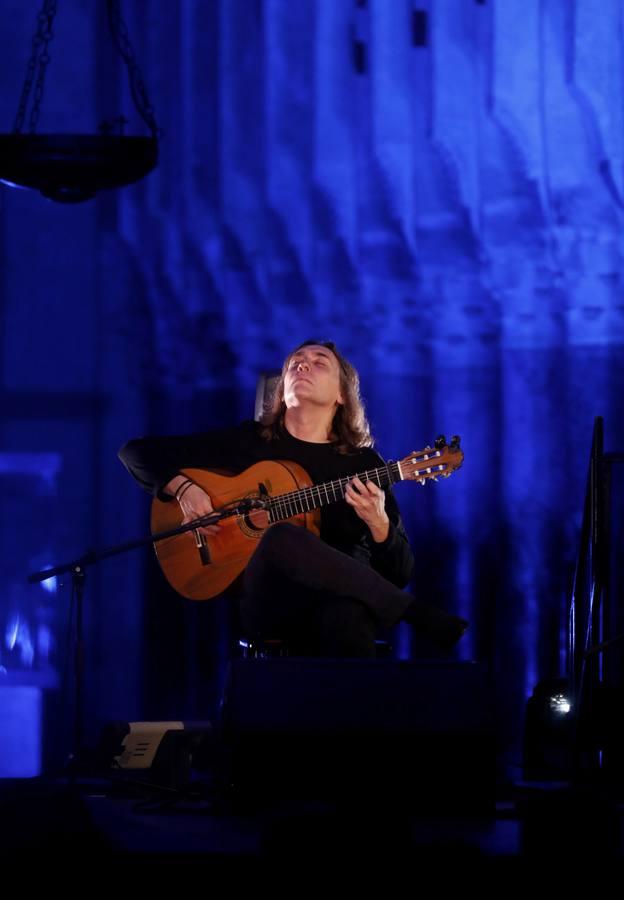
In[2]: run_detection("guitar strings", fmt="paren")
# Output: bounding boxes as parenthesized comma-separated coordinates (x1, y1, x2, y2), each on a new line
(267, 463, 401, 522)
(224, 450, 449, 524)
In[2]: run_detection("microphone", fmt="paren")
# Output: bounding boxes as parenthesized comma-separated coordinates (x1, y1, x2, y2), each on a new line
(237, 497, 268, 511)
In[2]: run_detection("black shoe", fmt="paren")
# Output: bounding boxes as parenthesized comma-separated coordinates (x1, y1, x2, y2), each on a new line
(402, 599, 469, 651)
(434, 616, 469, 652)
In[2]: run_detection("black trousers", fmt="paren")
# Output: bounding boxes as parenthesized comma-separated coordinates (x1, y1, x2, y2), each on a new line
(239, 523, 414, 658)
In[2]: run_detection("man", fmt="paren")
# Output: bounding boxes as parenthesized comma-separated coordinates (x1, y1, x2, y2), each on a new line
(119, 340, 468, 658)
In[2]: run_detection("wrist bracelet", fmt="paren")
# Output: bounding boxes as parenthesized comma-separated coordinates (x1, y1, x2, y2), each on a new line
(177, 481, 194, 502)
(174, 478, 191, 499)
(175, 479, 193, 501)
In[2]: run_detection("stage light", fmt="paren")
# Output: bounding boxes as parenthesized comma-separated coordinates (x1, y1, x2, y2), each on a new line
(549, 693, 572, 715)
(98, 721, 215, 790)
(524, 678, 573, 780)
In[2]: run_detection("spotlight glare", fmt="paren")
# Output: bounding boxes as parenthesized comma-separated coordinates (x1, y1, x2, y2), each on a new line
(549, 693, 571, 715)
(41, 574, 57, 594)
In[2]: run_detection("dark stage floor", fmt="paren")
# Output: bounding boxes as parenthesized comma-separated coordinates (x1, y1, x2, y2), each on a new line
(3, 659, 622, 869)
(1, 773, 622, 870)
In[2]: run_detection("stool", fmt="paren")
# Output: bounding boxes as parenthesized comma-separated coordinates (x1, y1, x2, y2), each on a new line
(238, 638, 290, 659)
(238, 638, 393, 659)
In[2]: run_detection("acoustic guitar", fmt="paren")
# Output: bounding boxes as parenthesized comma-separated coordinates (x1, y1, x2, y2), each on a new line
(151, 435, 463, 600)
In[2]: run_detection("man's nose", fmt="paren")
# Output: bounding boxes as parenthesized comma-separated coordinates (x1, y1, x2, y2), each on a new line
(297, 360, 309, 371)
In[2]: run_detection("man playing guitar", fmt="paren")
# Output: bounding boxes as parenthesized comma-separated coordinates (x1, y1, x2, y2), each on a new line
(119, 340, 468, 657)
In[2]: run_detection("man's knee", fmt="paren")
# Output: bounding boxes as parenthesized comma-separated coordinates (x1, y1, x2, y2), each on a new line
(257, 522, 310, 560)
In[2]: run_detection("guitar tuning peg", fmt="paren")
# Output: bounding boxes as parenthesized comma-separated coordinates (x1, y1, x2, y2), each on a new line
(419, 478, 426, 486)
(425, 445, 431, 451)
(434, 435, 446, 449)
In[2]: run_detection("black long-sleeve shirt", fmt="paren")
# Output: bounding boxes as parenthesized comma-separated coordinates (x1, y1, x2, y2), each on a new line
(119, 420, 415, 588)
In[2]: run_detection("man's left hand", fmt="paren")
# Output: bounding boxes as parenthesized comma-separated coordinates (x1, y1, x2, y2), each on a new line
(345, 476, 390, 543)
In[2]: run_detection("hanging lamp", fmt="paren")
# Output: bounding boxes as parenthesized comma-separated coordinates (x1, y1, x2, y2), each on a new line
(0, 0, 160, 203)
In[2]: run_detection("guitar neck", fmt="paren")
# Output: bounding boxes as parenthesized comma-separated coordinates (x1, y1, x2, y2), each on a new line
(267, 460, 402, 523)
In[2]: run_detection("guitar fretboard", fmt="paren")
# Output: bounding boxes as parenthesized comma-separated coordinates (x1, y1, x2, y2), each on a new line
(267, 461, 402, 523)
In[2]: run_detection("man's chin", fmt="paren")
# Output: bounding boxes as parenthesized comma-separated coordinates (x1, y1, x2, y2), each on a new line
(285, 385, 314, 402)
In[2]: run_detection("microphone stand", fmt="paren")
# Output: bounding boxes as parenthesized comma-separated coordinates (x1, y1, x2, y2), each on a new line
(27, 497, 265, 780)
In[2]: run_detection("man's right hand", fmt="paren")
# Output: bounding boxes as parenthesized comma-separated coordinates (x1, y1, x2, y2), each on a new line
(165, 476, 222, 536)
(178, 484, 222, 536)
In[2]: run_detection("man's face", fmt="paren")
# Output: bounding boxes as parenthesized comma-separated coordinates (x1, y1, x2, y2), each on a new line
(283, 344, 344, 411)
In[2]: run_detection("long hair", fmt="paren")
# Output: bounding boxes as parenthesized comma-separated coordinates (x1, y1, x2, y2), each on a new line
(258, 340, 374, 454)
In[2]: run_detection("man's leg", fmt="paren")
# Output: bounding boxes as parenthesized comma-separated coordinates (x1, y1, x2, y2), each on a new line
(241, 523, 467, 649)
(318, 596, 377, 658)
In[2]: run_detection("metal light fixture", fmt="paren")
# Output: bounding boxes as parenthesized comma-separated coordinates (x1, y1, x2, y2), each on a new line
(524, 678, 574, 780)
(0, 0, 160, 203)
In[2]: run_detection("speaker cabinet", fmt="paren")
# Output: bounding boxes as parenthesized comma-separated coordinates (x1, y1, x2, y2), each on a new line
(219, 658, 495, 811)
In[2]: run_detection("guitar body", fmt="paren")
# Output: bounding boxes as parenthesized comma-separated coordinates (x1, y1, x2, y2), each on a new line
(149, 436, 464, 602)
(151, 460, 320, 600)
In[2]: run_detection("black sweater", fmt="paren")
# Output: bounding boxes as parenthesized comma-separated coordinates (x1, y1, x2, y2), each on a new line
(119, 420, 415, 588)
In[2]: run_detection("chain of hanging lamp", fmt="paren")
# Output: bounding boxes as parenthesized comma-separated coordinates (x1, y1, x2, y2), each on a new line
(106, 0, 160, 138)
(12, 0, 159, 138)
(13, 0, 57, 133)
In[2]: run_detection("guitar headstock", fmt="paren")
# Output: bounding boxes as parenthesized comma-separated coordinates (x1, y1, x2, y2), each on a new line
(398, 435, 463, 484)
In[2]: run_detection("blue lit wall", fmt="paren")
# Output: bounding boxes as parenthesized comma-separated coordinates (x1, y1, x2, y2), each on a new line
(1, 0, 623, 780)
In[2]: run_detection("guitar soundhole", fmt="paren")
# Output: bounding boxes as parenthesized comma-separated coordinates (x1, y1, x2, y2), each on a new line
(241, 507, 270, 537)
